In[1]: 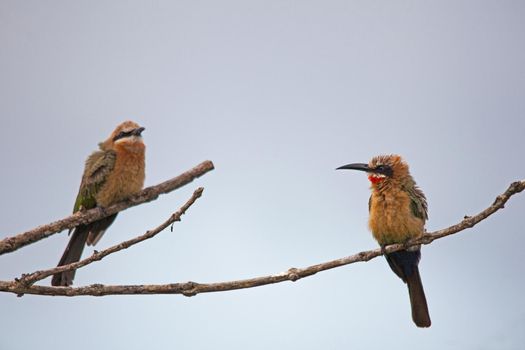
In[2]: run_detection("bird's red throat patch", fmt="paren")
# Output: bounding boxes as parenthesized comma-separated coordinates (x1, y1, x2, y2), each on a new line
(368, 174, 386, 184)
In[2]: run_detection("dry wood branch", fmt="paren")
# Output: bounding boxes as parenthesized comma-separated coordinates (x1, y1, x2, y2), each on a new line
(17, 188, 204, 287)
(0, 179, 523, 297)
(0, 160, 214, 255)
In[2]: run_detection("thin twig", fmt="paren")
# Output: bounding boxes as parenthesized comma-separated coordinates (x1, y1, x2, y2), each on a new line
(0, 179, 522, 297)
(17, 188, 204, 286)
(0, 160, 214, 255)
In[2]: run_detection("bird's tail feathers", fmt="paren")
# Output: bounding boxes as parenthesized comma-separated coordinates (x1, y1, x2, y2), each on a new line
(385, 249, 431, 327)
(86, 213, 117, 246)
(51, 226, 89, 286)
(51, 214, 118, 286)
(406, 266, 431, 328)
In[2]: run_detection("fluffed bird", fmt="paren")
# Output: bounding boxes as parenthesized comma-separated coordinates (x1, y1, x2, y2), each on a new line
(51, 121, 146, 286)
(337, 154, 431, 327)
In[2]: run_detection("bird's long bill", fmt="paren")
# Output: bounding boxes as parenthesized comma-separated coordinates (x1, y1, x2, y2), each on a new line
(336, 163, 370, 172)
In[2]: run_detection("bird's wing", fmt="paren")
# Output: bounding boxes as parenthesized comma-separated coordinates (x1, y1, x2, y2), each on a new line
(407, 186, 428, 221)
(54, 150, 117, 285)
(72, 150, 117, 213)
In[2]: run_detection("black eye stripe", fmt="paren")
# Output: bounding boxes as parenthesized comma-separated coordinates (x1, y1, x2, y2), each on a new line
(374, 164, 393, 177)
(113, 130, 134, 142)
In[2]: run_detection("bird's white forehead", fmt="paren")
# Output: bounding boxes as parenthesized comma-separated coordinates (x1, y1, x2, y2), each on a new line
(369, 173, 386, 178)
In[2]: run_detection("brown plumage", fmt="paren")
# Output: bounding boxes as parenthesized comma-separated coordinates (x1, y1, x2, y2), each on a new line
(51, 121, 145, 286)
(337, 154, 431, 327)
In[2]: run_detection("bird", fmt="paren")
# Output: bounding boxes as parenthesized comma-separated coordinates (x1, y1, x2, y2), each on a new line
(51, 121, 146, 287)
(337, 154, 431, 327)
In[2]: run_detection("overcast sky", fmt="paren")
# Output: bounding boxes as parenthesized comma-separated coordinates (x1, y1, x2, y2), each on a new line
(1, 1, 524, 349)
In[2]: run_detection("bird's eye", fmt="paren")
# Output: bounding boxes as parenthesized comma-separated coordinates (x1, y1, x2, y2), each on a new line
(375, 164, 393, 177)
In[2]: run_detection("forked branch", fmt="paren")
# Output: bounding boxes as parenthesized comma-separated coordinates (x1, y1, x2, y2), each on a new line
(16, 188, 204, 287)
(0, 179, 523, 297)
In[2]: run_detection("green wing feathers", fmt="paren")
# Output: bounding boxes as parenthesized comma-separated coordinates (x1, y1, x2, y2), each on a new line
(408, 186, 428, 221)
(72, 150, 116, 213)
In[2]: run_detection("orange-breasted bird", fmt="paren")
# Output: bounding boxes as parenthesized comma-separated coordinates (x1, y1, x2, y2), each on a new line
(337, 154, 431, 327)
(51, 121, 146, 286)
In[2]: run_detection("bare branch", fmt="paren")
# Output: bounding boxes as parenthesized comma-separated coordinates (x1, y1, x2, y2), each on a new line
(0, 179, 522, 297)
(417, 180, 525, 244)
(0, 160, 214, 255)
(17, 188, 204, 286)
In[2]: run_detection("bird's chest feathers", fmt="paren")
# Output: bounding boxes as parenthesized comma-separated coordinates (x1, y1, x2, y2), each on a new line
(368, 189, 423, 245)
(97, 151, 145, 207)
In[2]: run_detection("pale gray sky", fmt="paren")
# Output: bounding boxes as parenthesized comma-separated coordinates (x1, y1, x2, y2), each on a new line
(1, 1, 524, 349)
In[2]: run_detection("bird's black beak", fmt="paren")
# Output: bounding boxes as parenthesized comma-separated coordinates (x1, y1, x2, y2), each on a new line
(133, 127, 145, 136)
(336, 163, 370, 172)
